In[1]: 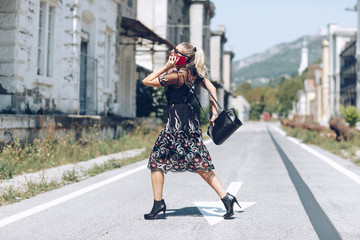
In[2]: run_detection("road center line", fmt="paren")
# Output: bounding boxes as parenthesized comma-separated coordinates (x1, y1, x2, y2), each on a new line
(267, 127, 341, 239)
(0, 164, 147, 228)
(271, 125, 360, 186)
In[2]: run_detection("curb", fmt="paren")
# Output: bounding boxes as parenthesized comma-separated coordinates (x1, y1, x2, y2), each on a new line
(0, 148, 146, 193)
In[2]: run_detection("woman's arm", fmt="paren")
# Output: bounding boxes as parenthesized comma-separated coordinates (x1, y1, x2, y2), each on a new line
(142, 56, 178, 87)
(199, 78, 219, 125)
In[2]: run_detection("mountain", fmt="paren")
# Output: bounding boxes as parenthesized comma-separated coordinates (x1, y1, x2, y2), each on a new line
(232, 35, 326, 87)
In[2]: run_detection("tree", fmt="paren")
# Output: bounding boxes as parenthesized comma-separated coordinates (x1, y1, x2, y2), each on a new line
(235, 82, 252, 97)
(276, 77, 303, 117)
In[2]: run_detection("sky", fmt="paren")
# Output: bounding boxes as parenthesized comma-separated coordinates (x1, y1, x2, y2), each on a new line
(210, 0, 358, 61)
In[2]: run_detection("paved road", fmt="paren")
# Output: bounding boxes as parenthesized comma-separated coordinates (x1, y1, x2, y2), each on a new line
(1, 122, 360, 240)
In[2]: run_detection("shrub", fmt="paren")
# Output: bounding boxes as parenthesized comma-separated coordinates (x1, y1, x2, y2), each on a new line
(341, 105, 360, 128)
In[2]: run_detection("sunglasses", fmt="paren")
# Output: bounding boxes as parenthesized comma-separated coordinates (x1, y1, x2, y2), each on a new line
(171, 48, 189, 58)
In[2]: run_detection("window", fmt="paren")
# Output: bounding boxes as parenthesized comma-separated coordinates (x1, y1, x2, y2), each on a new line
(37, 1, 55, 77)
(104, 31, 112, 88)
(128, 0, 133, 8)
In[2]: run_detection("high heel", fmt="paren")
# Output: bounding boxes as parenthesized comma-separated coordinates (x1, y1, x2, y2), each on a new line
(221, 193, 241, 219)
(144, 199, 166, 220)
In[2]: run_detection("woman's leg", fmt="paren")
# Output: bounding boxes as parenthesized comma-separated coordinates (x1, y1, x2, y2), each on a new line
(196, 169, 227, 198)
(151, 170, 165, 201)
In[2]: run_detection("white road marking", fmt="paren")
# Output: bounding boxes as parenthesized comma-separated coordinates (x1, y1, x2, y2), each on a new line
(271, 125, 360, 186)
(0, 135, 216, 227)
(271, 125, 286, 136)
(0, 164, 147, 228)
(194, 182, 256, 225)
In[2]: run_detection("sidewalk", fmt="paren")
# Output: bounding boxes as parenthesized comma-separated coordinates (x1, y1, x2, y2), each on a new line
(0, 148, 146, 193)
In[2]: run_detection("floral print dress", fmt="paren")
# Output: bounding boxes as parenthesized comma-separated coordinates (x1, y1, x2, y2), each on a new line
(148, 68, 215, 173)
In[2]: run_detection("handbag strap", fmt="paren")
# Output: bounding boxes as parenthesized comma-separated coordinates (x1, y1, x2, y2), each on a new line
(191, 77, 223, 122)
(192, 87, 210, 122)
(197, 77, 223, 112)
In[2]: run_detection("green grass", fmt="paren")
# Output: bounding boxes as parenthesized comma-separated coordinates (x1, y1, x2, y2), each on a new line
(0, 121, 213, 205)
(0, 124, 161, 180)
(0, 123, 162, 205)
(282, 126, 360, 166)
(1, 180, 62, 206)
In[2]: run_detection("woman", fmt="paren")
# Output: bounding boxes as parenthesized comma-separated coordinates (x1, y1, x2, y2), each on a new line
(142, 42, 240, 220)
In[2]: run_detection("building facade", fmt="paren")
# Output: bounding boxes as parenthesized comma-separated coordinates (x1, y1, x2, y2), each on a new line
(137, 0, 234, 112)
(136, 0, 190, 71)
(298, 38, 309, 75)
(320, 39, 330, 124)
(189, 0, 214, 107)
(210, 25, 226, 108)
(223, 48, 235, 109)
(231, 96, 249, 122)
(0, 0, 139, 116)
(0, 0, 235, 122)
(328, 23, 357, 117)
(340, 39, 357, 107)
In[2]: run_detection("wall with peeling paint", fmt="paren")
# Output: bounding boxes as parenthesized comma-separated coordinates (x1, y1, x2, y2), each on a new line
(0, 0, 137, 117)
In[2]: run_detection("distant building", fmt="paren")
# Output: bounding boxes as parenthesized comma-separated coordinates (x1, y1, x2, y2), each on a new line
(231, 96, 250, 122)
(210, 25, 226, 109)
(295, 78, 316, 122)
(296, 90, 307, 115)
(304, 79, 317, 116)
(356, 0, 360, 109)
(328, 23, 357, 116)
(136, 0, 190, 71)
(320, 39, 330, 125)
(314, 69, 323, 123)
(137, 0, 218, 109)
(223, 48, 235, 109)
(340, 39, 357, 107)
(190, 0, 215, 108)
(298, 38, 309, 75)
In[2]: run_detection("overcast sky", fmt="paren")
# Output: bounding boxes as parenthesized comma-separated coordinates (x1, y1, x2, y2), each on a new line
(210, 0, 358, 61)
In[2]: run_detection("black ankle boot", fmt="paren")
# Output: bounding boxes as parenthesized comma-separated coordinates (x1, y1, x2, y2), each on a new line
(144, 199, 166, 220)
(221, 193, 241, 219)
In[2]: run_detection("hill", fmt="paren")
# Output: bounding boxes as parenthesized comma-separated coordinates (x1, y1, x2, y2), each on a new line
(232, 35, 325, 87)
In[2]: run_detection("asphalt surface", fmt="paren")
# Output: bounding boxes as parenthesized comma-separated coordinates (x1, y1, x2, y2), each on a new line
(1, 122, 360, 240)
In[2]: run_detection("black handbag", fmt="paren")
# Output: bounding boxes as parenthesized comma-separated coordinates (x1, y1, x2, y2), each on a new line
(194, 79, 242, 145)
(207, 108, 242, 145)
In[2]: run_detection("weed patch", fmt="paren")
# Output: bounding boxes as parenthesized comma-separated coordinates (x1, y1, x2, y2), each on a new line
(282, 126, 360, 166)
(0, 124, 162, 180)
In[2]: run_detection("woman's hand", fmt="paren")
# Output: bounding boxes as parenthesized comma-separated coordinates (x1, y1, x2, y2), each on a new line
(142, 55, 180, 87)
(164, 55, 179, 70)
(210, 113, 218, 126)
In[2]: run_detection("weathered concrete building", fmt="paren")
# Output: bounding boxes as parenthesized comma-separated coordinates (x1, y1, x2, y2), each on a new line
(320, 39, 330, 124)
(298, 38, 309, 75)
(136, 0, 189, 71)
(0, 0, 170, 118)
(190, 0, 214, 107)
(0, 0, 174, 142)
(328, 23, 357, 117)
(0, 0, 132, 116)
(294, 40, 330, 125)
(0, 0, 237, 142)
(223, 48, 234, 109)
(137, 0, 233, 111)
(231, 95, 250, 122)
(340, 39, 357, 107)
(210, 25, 226, 108)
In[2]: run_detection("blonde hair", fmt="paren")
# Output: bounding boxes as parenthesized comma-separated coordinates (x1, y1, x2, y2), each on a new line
(178, 42, 208, 78)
